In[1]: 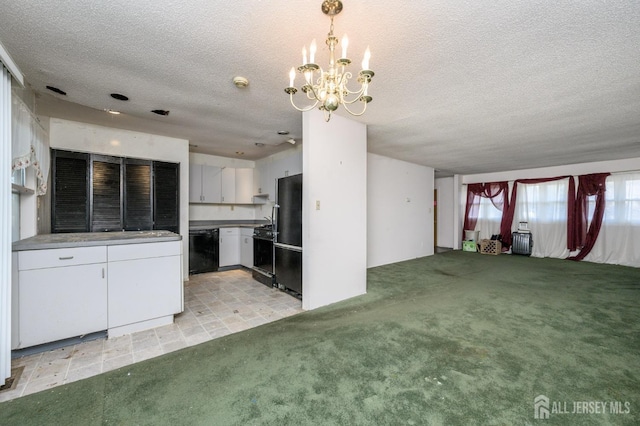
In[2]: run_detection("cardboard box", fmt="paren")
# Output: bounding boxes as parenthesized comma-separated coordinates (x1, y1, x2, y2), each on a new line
(462, 240, 477, 252)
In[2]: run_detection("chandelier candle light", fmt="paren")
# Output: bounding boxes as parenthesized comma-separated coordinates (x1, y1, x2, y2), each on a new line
(285, 0, 374, 122)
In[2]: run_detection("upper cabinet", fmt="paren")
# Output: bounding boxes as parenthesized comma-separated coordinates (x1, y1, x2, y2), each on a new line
(51, 149, 180, 233)
(123, 158, 153, 231)
(51, 150, 90, 233)
(153, 162, 180, 234)
(279, 149, 303, 178)
(255, 161, 274, 201)
(235, 168, 254, 204)
(189, 164, 222, 203)
(91, 155, 122, 232)
(253, 150, 302, 202)
(220, 167, 235, 204)
(189, 165, 254, 205)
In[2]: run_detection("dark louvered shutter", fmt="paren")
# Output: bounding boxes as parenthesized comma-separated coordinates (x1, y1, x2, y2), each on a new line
(91, 156, 122, 232)
(124, 159, 153, 230)
(154, 162, 180, 233)
(51, 151, 89, 233)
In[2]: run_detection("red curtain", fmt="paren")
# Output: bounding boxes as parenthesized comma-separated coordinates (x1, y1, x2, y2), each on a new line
(501, 176, 576, 250)
(463, 182, 509, 238)
(568, 173, 610, 261)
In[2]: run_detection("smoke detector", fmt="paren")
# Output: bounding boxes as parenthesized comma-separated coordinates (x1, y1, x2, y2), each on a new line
(233, 76, 249, 88)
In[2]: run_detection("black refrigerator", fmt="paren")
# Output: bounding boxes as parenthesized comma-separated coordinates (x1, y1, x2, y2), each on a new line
(274, 174, 302, 295)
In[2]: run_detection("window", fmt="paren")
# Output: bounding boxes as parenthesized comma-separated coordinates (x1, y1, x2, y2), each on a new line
(584, 173, 640, 267)
(475, 196, 502, 239)
(517, 181, 568, 224)
(601, 176, 640, 225)
(514, 179, 570, 258)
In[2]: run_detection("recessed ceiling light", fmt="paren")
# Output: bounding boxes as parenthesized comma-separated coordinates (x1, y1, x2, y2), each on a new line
(105, 109, 121, 115)
(151, 109, 170, 116)
(46, 85, 67, 96)
(236, 151, 245, 155)
(277, 130, 290, 135)
(255, 143, 265, 147)
(110, 93, 129, 101)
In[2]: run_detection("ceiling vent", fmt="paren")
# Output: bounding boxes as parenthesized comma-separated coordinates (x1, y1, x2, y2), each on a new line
(110, 93, 129, 101)
(46, 85, 67, 96)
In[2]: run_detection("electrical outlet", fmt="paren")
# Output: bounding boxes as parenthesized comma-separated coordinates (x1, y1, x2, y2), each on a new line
(316, 200, 320, 210)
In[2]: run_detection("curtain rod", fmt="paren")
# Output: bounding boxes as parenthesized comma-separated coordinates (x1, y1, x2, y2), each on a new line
(462, 170, 640, 185)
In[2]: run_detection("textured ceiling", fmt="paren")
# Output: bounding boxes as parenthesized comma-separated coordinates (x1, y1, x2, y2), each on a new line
(1, 0, 639, 176)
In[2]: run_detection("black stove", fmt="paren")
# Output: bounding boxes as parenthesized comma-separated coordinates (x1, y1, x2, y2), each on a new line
(253, 225, 274, 240)
(252, 225, 274, 287)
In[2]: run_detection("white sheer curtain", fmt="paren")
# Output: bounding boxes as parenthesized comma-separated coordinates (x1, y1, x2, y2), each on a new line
(514, 179, 570, 258)
(475, 196, 502, 240)
(11, 94, 49, 195)
(583, 173, 640, 267)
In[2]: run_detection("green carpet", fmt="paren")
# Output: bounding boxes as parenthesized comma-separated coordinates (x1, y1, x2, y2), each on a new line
(1, 251, 639, 425)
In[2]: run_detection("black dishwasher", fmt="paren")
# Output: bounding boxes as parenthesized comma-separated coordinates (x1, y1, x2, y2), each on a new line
(189, 229, 219, 274)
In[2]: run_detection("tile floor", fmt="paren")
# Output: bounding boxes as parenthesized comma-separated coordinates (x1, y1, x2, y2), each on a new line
(0, 268, 302, 402)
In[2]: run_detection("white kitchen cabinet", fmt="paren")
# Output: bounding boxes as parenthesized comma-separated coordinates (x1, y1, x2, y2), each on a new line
(235, 168, 254, 204)
(13, 237, 184, 348)
(107, 241, 182, 336)
(264, 150, 303, 201)
(190, 164, 222, 203)
(255, 161, 275, 201)
(219, 227, 241, 267)
(220, 167, 236, 203)
(279, 150, 302, 178)
(240, 228, 254, 268)
(15, 246, 108, 349)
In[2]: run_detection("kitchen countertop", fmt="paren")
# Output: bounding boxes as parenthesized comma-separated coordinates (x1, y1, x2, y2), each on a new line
(12, 230, 182, 251)
(189, 220, 269, 231)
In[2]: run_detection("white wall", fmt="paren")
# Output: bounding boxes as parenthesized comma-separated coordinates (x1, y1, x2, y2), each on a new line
(435, 177, 454, 249)
(188, 152, 256, 221)
(302, 110, 367, 310)
(367, 153, 434, 267)
(49, 118, 190, 278)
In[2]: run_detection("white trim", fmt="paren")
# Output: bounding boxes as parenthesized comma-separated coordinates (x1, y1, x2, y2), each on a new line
(0, 41, 24, 87)
(1, 66, 13, 385)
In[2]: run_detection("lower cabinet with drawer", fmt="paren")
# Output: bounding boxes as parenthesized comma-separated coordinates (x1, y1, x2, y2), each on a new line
(12, 240, 183, 349)
(219, 227, 241, 267)
(14, 246, 108, 349)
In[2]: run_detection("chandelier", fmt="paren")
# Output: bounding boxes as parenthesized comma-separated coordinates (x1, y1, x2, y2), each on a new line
(285, 0, 374, 122)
